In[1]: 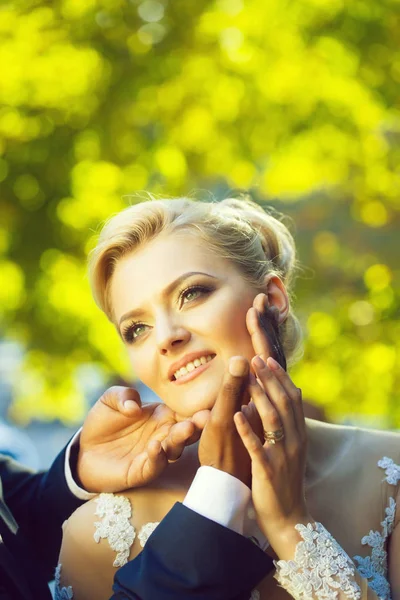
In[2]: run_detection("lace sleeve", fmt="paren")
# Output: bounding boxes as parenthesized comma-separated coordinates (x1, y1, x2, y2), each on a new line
(273, 522, 383, 600)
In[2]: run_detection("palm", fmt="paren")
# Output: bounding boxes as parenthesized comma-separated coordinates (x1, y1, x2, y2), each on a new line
(78, 401, 177, 492)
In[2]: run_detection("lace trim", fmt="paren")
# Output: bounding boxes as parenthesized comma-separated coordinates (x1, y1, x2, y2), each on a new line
(93, 493, 136, 567)
(352, 457, 400, 600)
(378, 457, 400, 486)
(138, 521, 160, 547)
(54, 564, 74, 600)
(274, 522, 361, 600)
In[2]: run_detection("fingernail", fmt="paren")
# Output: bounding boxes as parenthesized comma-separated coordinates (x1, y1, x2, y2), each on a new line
(253, 355, 265, 370)
(229, 356, 248, 377)
(235, 411, 246, 425)
(124, 400, 137, 410)
(267, 357, 280, 371)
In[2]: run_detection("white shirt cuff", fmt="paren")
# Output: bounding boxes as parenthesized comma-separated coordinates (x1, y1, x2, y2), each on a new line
(64, 429, 97, 501)
(183, 466, 251, 535)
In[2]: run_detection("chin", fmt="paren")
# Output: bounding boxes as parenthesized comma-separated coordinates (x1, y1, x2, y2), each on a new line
(174, 394, 217, 419)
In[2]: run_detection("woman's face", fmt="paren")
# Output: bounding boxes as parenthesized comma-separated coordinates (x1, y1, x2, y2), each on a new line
(110, 232, 271, 417)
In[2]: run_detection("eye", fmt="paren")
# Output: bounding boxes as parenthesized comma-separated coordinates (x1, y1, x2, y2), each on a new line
(122, 322, 149, 344)
(179, 285, 212, 306)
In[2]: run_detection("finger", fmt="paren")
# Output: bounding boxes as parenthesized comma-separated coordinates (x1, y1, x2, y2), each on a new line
(266, 357, 305, 437)
(212, 356, 249, 422)
(242, 399, 264, 444)
(146, 439, 163, 461)
(254, 292, 280, 325)
(247, 293, 286, 370)
(127, 441, 168, 487)
(234, 411, 266, 464)
(252, 357, 298, 445)
(246, 304, 270, 364)
(183, 427, 203, 447)
(191, 409, 211, 430)
(101, 386, 143, 418)
(248, 371, 288, 458)
(162, 421, 195, 461)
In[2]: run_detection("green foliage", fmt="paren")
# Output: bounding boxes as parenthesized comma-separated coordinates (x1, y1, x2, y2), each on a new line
(0, 0, 399, 426)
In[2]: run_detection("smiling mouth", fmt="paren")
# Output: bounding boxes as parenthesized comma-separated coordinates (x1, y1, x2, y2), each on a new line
(172, 354, 216, 385)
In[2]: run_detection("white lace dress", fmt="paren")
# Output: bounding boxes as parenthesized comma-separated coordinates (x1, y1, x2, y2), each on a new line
(55, 457, 400, 600)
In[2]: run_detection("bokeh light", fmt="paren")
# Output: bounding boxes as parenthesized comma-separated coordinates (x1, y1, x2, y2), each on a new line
(0, 0, 399, 427)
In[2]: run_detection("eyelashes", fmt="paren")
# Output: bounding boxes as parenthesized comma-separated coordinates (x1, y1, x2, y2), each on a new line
(121, 284, 213, 344)
(122, 322, 146, 344)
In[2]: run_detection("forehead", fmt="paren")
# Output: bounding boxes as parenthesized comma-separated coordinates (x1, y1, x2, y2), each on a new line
(110, 232, 239, 316)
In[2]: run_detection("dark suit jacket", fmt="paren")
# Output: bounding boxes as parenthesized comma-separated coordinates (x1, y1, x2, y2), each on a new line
(112, 503, 274, 600)
(0, 448, 85, 600)
(1, 452, 272, 600)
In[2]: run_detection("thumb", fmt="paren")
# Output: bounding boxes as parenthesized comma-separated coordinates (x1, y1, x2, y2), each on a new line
(191, 409, 211, 430)
(100, 386, 143, 418)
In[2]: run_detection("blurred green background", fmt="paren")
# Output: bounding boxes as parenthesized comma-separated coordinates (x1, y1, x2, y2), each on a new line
(0, 0, 399, 428)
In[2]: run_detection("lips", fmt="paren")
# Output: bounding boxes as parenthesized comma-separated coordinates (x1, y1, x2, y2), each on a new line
(167, 351, 216, 381)
(171, 355, 216, 385)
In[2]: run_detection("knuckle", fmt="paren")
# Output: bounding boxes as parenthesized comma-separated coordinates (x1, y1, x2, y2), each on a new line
(209, 416, 230, 432)
(287, 443, 300, 461)
(273, 452, 285, 468)
(209, 416, 223, 429)
(222, 380, 241, 398)
(277, 393, 291, 413)
(248, 439, 260, 454)
(260, 367, 273, 380)
(101, 386, 118, 402)
(266, 410, 281, 430)
(105, 385, 119, 394)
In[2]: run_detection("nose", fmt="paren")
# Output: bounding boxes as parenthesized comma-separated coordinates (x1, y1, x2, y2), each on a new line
(155, 313, 191, 355)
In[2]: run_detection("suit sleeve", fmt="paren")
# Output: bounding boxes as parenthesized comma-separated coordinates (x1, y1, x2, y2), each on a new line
(0, 443, 85, 579)
(111, 502, 273, 600)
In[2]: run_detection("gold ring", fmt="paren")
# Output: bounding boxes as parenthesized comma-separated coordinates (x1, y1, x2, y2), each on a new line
(263, 428, 285, 445)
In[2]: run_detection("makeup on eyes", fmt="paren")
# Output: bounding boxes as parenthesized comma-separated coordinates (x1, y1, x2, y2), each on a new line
(121, 282, 215, 344)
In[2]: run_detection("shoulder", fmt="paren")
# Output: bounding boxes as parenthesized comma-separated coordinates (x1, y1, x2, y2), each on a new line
(307, 420, 400, 500)
(307, 419, 400, 463)
(57, 486, 185, 600)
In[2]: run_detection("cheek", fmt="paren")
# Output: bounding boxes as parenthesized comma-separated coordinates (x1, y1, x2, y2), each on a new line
(206, 296, 255, 358)
(127, 349, 154, 390)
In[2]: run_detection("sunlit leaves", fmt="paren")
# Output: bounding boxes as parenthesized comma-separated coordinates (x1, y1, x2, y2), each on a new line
(0, 0, 399, 425)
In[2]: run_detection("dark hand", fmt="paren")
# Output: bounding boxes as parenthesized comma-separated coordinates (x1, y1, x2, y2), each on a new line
(198, 356, 253, 487)
(77, 386, 202, 493)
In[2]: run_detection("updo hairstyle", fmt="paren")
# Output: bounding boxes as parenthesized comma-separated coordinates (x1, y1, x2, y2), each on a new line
(88, 194, 303, 365)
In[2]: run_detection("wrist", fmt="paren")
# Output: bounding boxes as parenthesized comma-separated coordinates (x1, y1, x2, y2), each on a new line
(64, 431, 97, 500)
(75, 446, 99, 493)
(265, 514, 315, 561)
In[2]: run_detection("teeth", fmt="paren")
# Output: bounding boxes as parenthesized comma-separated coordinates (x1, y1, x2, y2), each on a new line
(174, 355, 214, 380)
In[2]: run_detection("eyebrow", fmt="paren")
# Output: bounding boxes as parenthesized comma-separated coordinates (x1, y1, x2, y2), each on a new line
(118, 271, 218, 327)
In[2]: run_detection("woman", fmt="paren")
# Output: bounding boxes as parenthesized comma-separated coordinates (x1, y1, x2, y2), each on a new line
(56, 196, 400, 600)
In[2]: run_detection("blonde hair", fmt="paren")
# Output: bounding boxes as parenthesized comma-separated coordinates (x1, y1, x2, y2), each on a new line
(88, 194, 303, 365)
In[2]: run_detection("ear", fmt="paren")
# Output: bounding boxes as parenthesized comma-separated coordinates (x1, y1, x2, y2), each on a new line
(262, 275, 289, 324)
